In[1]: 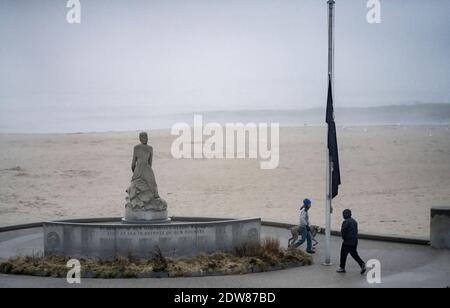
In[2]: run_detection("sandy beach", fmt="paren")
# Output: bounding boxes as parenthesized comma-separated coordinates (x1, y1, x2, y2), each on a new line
(0, 126, 449, 238)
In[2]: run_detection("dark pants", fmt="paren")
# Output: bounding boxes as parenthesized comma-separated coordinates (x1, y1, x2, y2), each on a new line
(340, 243, 364, 270)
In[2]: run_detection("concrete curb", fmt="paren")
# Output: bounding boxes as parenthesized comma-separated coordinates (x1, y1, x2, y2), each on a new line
(261, 220, 430, 246)
(0, 216, 430, 246)
(0, 218, 122, 233)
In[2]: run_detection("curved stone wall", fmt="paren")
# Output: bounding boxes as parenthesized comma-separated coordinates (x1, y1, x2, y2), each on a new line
(43, 218, 261, 259)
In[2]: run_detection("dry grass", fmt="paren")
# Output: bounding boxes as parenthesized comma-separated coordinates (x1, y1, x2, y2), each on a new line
(234, 238, 282, 258)
(0, 238, 312, 279)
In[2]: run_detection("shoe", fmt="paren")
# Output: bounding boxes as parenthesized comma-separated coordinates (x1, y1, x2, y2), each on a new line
(360, 263, 367, 275)
(306, 250, 315, 254)
(336, 268, 346, 273)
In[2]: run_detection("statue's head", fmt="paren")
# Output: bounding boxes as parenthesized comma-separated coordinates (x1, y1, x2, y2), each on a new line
(139, 132, 148, 145)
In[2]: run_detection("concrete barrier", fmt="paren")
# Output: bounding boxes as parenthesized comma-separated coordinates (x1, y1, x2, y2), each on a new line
(0, 217, 431, 246)
(43, 218, 261, 259)
(261, 221, 430, 246)
(430, 207, 450, 249)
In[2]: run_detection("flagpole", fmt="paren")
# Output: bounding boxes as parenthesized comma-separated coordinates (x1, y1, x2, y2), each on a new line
(324, 0, 335, 267)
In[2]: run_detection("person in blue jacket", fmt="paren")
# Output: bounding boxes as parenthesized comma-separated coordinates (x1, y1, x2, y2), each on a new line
(293, 198, 315, 254)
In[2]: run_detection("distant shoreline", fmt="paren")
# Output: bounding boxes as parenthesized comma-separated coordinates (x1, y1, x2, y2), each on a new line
(1, 103, 449, 134)
(0, 124, 449, 136)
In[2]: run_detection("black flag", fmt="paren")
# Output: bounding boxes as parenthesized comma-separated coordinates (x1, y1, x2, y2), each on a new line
(326, 77, 341, 199)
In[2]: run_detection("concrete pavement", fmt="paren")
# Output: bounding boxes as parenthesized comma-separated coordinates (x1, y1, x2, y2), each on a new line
(0, 225, 448, 288)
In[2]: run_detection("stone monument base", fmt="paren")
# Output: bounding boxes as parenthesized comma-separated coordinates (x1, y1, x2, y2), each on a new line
(122, 207, 170, 224)
(43, 217, 261, 259)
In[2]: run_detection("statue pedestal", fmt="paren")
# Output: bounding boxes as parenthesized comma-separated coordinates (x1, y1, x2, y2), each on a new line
(122, 207, 170, 224)
(44, 217, 261, 259)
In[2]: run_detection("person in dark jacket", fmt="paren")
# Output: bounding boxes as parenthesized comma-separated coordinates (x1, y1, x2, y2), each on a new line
(337, 209, 366, 274)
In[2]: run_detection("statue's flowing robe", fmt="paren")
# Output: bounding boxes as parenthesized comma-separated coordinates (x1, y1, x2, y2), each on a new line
(126, 145, 167, 211)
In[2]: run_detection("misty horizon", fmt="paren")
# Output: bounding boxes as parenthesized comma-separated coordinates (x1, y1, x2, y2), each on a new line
(1, 0, 450, 133)
(1, 103, 449, 134)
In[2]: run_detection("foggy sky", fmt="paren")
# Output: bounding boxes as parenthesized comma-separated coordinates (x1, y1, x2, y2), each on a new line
(0, 0, 449, 132)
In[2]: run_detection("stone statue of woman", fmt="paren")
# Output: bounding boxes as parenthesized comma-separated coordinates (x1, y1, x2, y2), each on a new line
(125, 132, 167, 213)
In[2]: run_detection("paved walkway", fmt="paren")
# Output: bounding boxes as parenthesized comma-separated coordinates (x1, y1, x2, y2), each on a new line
(0, 226, 448, 288)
